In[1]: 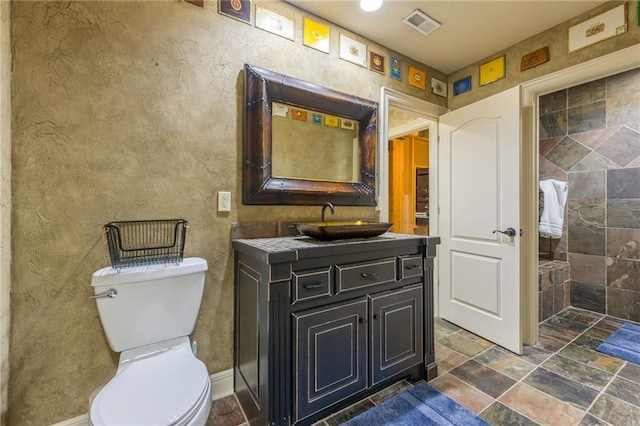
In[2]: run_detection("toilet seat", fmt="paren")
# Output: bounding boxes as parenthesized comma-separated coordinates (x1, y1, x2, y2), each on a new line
(90, 340, 210, 426)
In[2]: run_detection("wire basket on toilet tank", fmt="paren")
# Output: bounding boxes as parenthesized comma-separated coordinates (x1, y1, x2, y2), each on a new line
(103, 219, 188, 270)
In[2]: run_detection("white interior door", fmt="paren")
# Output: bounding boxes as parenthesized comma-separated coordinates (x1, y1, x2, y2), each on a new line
(438, 86, 522, 354)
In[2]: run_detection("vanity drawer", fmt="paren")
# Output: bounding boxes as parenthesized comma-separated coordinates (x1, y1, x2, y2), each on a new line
(336, 258, 396, 294)
(292, 268, 332, 304)
(398, 255, 423, 280)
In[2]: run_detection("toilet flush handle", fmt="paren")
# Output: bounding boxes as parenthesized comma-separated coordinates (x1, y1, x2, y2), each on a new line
(91, 288, 118, 299)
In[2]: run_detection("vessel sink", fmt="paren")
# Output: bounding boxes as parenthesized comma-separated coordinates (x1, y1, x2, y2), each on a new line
(296, 221, 393, 241)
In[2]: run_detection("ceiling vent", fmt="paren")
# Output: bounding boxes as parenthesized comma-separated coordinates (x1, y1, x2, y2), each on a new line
(403, 9, 441, 37)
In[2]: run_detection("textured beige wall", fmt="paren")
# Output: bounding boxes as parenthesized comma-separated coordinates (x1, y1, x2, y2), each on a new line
(1, 1, 11, 424)
(8, 1, 445, 424)
(448, 1, 640, 110)
(9, 1, 640, 424)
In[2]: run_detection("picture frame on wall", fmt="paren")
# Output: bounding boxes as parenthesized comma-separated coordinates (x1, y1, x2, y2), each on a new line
(479, 55, 505, 86)
(520, 46, 550, 71)
(324, 115, 340, 127)
(341, 119, 356, 130)
(431, 77, 447, 97)
(453, 76, 471, 95)
(218, 0, 252, 25)
(339, 34, 367, 67)
(255, 6, 294, 41)
(303, 17, 330, 53)
(390, 57, 402, 80)
(291, 108, 307, 122)
(408, 66, 426, 90)
(568, 4, 627, 52)
(369, 51, 385, 74)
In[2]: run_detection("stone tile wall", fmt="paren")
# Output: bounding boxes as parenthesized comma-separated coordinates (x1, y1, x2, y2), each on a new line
(538, 67, 640, 322)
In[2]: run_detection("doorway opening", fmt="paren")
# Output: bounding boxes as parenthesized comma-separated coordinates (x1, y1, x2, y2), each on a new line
(377, 88, 445, 233)
(521, 43, 640, 342)
(388, 111, 430, 235)
(378, 88, 446, 316)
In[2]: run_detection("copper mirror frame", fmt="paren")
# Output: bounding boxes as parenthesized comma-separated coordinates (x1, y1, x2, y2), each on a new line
(243, 64, 377, 205)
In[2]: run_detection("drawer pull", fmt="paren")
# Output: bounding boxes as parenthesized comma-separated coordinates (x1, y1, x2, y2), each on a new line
(405, 265, 420, 270)
(360, 272, 378, 280)
(303, 282, 324, 289)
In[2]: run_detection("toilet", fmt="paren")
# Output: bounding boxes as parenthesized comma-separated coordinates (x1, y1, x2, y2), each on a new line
(89, 257, 211, 426)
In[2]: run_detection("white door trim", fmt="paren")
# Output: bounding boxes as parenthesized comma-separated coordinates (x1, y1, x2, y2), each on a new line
(378, 88, 447, 223)
(378, 89, 446, 315)
(521, 44, 640, 106)
(519, 43, 640, 343)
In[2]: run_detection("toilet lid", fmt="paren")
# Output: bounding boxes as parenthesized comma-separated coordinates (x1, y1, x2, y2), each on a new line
(91, 345, 209, 426)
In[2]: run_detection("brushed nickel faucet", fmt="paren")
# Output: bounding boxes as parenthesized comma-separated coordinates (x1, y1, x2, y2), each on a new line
(321, 202, 335, 222)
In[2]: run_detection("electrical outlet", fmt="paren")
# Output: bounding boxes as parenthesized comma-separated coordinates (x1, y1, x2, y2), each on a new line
(218, 191, 231, 212)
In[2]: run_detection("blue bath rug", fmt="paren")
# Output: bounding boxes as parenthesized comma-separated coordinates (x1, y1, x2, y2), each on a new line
(341, 381, 490, 426)
(597, 322, 640, 365)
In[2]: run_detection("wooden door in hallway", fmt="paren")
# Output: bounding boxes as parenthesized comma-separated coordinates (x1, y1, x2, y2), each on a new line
(389, 133, 429, 235)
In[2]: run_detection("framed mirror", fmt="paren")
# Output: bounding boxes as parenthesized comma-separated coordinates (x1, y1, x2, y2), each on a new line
(243, 64, 377, 205)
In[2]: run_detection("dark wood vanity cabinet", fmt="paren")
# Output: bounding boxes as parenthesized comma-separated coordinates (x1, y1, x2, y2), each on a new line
(233, 234, 440, 426)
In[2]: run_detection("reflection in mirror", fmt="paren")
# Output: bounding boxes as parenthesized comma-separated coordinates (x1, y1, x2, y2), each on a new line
(271, 101, 360, 183)
(243, 64, 377, 206)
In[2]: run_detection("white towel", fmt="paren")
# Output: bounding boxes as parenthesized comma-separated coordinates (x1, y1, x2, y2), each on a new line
(539, 179, 568, 238)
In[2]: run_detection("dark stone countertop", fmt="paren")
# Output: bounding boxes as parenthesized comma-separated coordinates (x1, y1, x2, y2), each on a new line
(233, 232, 440, 264)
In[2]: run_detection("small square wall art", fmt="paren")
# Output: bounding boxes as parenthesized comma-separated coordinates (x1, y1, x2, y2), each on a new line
(453, 76, 471, 95)
(431, 77, 447, 97)
(291, 108, 307, 122)
(218, 0, 251, 25)
(324, 115, 340, 127)
(303, 17, 330, 53)
(369, 51, 385, 74)
(479, 55, 505, 86)
(339, 34, 367, 68)
(408, 66, 426, 90)
(255, 6, 294, 41)
(390, 57, 402, 80)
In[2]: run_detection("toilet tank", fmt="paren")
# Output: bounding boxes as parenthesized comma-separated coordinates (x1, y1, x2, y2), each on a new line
(91, 257, 208, 352)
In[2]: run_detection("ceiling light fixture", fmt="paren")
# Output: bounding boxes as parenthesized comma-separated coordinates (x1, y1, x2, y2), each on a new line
(360, 0, 382, 12)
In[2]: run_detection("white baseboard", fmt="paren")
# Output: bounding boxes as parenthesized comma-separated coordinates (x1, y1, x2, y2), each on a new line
(210, 368, 234, 399)
(51, 369, 234, 426)
(51, 414, 88, 426)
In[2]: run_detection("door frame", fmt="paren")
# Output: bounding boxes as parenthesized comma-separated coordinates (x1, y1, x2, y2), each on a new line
(378, 88, 447, 226)
(520, 43, 640, 343)
(378, 88, 446, 314)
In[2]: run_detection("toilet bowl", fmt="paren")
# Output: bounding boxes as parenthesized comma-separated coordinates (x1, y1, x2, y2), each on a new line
(90, 337, 211, 426)
(89, 258, 210, 426)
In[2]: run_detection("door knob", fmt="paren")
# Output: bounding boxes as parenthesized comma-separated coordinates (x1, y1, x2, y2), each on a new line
(493, 228, 517, 237)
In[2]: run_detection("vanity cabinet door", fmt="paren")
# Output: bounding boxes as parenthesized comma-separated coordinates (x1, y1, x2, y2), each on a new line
(370, 284, 423, 386)
(292, 298, 368, 422)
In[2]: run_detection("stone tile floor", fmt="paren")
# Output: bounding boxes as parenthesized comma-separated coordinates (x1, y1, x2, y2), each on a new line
(206, 307, 640, 425)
